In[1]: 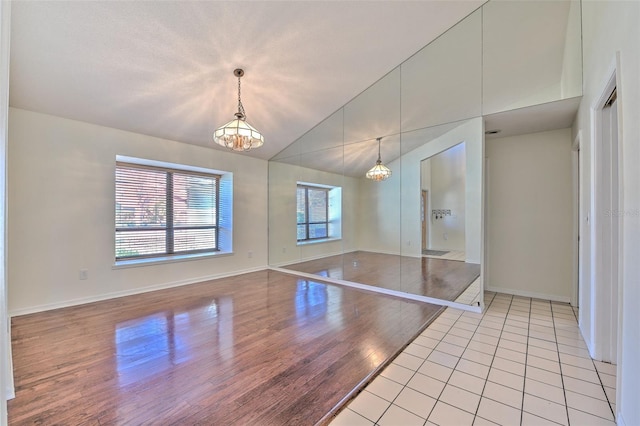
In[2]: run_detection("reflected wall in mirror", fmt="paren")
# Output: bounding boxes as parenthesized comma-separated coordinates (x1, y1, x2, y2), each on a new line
(421, 142, 466, 258)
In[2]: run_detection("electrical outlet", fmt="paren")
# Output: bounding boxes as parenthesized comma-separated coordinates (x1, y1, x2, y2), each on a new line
(248, 251, 253, 259)
(282, 247, 287, 253)
(79, 269, 88, 280)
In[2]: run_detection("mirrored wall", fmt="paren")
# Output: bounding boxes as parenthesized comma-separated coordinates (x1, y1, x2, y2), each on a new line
(268, 1, 582, 310)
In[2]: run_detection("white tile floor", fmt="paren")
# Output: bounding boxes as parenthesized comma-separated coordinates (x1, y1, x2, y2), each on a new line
(331, 292, 617, 426)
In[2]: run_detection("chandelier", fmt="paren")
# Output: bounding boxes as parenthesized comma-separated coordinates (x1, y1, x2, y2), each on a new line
(213, 68, 264, 151)
(365, 137, 392, 181)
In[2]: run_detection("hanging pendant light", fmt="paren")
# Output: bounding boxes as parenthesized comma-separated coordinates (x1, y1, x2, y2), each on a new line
(213, 68, 264, 151)
(366, 137, 392, 181)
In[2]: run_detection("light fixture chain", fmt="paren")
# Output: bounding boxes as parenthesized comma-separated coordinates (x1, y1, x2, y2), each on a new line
(237, 76, 246, 119)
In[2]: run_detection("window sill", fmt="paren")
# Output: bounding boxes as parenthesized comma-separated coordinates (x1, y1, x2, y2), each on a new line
(113, 251, 233, 269)
(297, 238, 341, 247)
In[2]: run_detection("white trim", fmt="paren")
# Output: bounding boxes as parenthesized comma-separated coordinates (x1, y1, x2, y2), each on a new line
(0, 0, 12, 408)
(589, 56, 621, 362)
(113, 250, 234, 269)
(270, 249, 353, 268)
(571, 131, 581, 307)
(9, 266, 266, 317)
(485, 286, 571, 304)
(116, 155, 226, 176)
(613, 51, 624, 415)
(296, 237, 341, 247)
(270, 266, 482, 313)
(296, 181, 337, 190)
(618, 412, 627, 426)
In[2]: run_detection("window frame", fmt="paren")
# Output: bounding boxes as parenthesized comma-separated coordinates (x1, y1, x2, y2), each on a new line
(296, 184, 330, 242)
(115, 161, 221, 261)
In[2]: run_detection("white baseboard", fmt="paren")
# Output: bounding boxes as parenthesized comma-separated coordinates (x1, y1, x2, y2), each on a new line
(271, 249, 357, 268)
(580, 322, 595, 358)
(485, 286, 571, 303)
(617, 412, 625, 426)
(9, 266, 266, 317)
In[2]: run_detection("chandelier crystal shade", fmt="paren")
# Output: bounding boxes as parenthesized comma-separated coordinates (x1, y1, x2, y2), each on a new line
(213, 69, 264, 151)
(365, 137, 392, 181)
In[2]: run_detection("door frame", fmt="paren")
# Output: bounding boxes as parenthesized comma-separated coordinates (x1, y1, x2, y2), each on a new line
(589, 58, 623, 364)
(571, 132, 581, 308)
(421, 190, 428, 251)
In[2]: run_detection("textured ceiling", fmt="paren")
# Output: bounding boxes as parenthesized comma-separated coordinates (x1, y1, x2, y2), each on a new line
(9, 1, 484, 160)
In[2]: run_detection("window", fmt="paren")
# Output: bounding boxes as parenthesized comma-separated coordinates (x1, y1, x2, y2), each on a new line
(296, 183, 342, 243)
(297, 185, 329, 241)
(115, 162, 221, 260)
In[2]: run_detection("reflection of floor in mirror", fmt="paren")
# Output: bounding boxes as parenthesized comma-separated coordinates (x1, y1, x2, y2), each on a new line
(454, 277, 481, 305)
(283, 251, 480, 302)
(423, 249, 465, 262)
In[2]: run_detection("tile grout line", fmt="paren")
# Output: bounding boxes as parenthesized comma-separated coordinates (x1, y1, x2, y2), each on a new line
(383, 291, 496, 424)
(554, 302, 617, 424)
(372, 306, 466, 424)
(471, 291, 511, 424)
(424, 300, 484, 422)
(569, 304, 617, 422)
(549, 300, 571, 426)
(518, 296, 533, 426)
(592, 360, 617, 421)
(425, 290, 500, 421)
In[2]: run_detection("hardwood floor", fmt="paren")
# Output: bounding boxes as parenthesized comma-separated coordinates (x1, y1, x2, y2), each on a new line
(8, 270, 443, 425)
(284, 251, 481, 302)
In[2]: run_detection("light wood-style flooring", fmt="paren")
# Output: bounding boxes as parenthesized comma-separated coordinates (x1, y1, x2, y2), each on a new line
(284, 251, 481, 302)
(9, 270, 446, 425)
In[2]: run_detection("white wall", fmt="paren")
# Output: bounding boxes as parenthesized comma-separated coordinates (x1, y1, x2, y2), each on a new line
(0, 0, 12, 412)
(482, 0, 581, 114)
(8, 108, 269, 315)
(357, 166, 402, 256)
(422, 143, 466, 252)
(560, 0, 582, 98)
(576, 2, 640, 425)
(268, 160, 359, 266)
(485, 128, 573, 302)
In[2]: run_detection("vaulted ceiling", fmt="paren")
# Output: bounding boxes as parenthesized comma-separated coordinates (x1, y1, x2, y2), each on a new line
(9, 1, 485, 160)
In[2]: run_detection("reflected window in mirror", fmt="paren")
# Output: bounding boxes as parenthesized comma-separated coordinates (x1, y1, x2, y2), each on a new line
(296, 183, 342, 244)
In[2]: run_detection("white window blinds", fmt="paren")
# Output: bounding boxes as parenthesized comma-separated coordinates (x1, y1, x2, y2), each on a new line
(115, 163, 220, 260)
(296, 185, 329, 241)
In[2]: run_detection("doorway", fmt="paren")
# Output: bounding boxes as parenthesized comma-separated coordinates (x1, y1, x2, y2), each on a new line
(592, 73, 620, 363)
(572, 135, 581, 308)
(421, 190, 428, 251)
